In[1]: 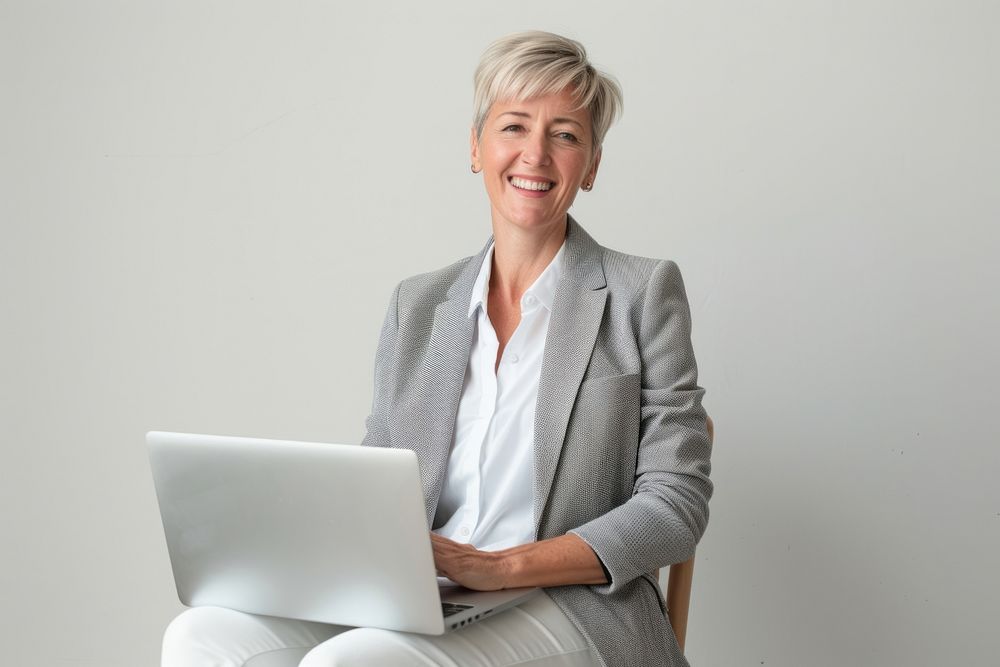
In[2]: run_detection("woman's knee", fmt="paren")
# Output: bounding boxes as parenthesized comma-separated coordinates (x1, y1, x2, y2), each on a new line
(298, 628, 415, 667)
(162, 606, 246, 666)
(162, 606, 336, 667)
(163, 606, 230, 650)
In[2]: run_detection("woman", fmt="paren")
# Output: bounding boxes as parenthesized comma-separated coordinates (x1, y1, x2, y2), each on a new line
(163, 31, 712, 667)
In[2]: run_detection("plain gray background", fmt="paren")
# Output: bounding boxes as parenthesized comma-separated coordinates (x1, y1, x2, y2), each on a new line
(2, 1, 997, 665)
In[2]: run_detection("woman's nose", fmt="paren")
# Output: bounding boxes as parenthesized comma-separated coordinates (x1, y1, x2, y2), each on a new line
(520, 131, 551, 166)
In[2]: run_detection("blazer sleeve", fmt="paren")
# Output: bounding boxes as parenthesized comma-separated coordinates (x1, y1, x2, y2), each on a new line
(569, 259, 713, 594)
(360, 281, 401, 449)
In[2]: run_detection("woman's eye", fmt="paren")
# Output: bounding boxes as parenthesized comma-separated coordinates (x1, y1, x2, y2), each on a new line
(501, 124, 523, 132)
(556, 131, 578, 142)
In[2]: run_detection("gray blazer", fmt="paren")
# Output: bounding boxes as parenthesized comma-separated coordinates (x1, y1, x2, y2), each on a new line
(361, 217, 712, 667)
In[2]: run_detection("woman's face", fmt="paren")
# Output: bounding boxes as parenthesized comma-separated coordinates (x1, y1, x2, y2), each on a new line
(471, 88, 600, 236)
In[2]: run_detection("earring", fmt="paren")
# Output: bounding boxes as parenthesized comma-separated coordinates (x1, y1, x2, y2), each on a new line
(471, 165, 481, 174)
(582, 182, 593, 191)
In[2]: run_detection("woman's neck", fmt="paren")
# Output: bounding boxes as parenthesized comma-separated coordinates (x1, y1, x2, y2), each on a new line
(488, 217, 567, 304)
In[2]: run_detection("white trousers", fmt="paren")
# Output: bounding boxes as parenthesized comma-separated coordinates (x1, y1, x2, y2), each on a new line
(162, 591, 602, 667)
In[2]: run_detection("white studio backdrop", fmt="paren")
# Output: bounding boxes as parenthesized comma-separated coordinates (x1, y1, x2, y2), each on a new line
(1, 1, 997, 665)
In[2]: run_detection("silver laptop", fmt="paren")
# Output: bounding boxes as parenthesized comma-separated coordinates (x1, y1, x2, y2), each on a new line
(146, 431, 539, 635)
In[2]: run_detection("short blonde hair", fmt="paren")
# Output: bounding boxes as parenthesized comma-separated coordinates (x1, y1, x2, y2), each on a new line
(473, 31, 623, 152)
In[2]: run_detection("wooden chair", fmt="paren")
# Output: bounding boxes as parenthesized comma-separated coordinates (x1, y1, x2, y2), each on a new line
(660, 415, 714, 653)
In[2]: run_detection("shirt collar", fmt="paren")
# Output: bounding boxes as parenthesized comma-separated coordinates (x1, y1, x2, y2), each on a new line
(467, 240, 566, 318)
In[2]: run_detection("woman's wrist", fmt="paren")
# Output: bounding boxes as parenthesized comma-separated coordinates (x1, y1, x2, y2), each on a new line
(495, 547, 524, 589)
(492, 535, 607, 589)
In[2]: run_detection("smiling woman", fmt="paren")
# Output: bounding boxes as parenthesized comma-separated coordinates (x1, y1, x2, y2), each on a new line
(472, 89, 599, 235)
(161, 30, 711, 667)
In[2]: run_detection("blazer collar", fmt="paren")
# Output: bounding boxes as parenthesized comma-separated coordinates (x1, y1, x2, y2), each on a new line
(447, 214, 606, 301)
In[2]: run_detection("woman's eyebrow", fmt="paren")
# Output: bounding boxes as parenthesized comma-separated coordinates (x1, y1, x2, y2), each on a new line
(497, 111, 584, 129)
(497, 111, 531, 121)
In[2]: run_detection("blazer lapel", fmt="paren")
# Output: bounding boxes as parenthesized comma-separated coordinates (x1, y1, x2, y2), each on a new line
(533, 217, 607, 535)
(409, 239, 490, 526)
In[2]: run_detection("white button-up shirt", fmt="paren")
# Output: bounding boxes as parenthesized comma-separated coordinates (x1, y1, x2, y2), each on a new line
(432, 240, 566, 552)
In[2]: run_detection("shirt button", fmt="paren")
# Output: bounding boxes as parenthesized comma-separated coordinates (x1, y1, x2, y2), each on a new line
(509, 353, 519, 364)
(525, 295, 536, 305)
(459, 527, 470, 537)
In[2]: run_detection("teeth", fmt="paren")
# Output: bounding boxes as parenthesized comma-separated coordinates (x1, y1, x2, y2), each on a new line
(511, 177, 552, 191)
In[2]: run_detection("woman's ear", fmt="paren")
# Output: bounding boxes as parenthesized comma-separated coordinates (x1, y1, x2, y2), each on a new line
(470, 126, 481, 173)
(585, 147, 603, 188)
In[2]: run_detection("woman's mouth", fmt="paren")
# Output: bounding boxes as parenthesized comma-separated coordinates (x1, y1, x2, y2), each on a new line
(509, 176, 554, 192)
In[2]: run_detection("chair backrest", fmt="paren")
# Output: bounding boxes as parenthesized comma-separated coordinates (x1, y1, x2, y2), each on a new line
(662, 415, 714, 653)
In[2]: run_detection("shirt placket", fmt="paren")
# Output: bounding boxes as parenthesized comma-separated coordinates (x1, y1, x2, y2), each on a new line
(477, 297, 536, 534)
(462, 309, 499, 543)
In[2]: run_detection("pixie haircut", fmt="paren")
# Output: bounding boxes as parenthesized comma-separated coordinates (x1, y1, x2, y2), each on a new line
(473, 31, 623, 153)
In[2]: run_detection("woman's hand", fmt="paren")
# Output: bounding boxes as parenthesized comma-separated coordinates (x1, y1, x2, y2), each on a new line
(430, 532, 609, 591)
(430, 533, 510, 591)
